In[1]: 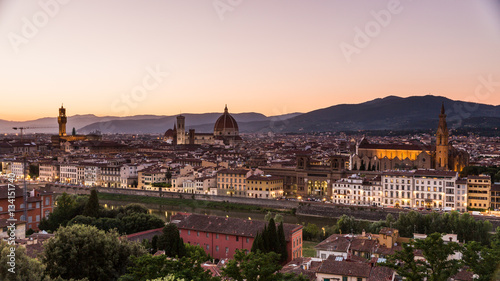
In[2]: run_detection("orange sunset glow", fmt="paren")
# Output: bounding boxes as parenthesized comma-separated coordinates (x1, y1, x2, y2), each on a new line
(0, 0, 499, 121)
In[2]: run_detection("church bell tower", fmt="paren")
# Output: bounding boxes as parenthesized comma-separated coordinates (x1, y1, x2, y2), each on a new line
(176, 115, 186, 145)
(435, 103, 449, 170)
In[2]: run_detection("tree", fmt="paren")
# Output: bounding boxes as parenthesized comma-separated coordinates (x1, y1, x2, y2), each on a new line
(222, 250, 282, 281)
(157, 224, 186, 258)
(274, 213, 284, 224)
(67, 215, 96, 226)
(118, 203, 149, 215)
(184, 244, 210, 263)
(251, 233, 265, 253)
(43, 224, 146, 281)
(462, 240, 500, 281)
(121, 213, 165, 234)
(302, 223, 321, 241)
(264, 211, 273, 222)
(146, 275, 185, 281)
(277, 222, 288, 263)
(29, 164, 39, 179)
(382, 242, 425, 281)
(166, 169, 172, 185)
(72, 127, 76, 136)
(119, 254, 215, 281)
(385, 233, 462, 281)
(414, 233, 462, 281)
(151, 235, 159, 254)
(267, 218, 279, 253)
(39, 193, 86, 232)
(83, 189, 99, 218)
(0, 240, 45, 281)
(336, 215, 358, 235)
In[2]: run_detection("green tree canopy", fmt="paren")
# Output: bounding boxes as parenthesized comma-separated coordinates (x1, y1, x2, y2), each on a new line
(0, 240, 45, 281)
(83, 189, 99, 218)
(157, 224, 186, 258)
(43, 224, 146, 281)
(384, 233, 462, 281)
(118, 254, 216, 281)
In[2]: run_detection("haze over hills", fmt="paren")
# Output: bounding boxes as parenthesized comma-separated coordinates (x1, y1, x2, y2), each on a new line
(0, 112, 302, 135)
(2, 95, 500, 135)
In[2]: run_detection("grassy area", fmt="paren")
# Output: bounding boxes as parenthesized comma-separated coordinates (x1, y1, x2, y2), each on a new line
(302, 241, 318, 258)
(97, 192, 291, 214)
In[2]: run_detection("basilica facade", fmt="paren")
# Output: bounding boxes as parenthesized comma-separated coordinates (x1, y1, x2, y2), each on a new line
(351, 104, 469, 172)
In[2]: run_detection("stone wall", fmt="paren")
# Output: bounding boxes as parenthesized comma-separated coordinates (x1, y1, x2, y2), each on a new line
(43, 184, 500, 228)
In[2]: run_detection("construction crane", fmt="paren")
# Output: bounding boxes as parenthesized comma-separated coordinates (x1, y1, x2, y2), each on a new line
(12, 127, 55, 141)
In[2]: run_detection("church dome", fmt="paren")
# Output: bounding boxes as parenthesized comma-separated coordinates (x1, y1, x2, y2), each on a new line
(214, 105, 239, 136)
(164, 128, 175, 139)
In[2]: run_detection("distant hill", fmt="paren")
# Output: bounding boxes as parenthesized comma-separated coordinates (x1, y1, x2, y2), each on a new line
(2, 95, 499, 135)
(270, 95, 500, 133)
(77, 112, 302, 134)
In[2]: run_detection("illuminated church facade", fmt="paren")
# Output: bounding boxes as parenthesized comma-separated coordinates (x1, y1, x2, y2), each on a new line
(351, 104, 469, 172)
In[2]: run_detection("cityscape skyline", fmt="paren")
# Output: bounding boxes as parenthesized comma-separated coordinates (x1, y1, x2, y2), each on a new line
(1, 0, 499, 121)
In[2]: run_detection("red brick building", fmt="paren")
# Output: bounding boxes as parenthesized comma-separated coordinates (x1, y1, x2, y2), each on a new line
(171, 213, 303, 262)
(0, 185, 54, 231)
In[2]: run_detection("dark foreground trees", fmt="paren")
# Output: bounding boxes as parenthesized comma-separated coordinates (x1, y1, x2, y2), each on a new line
(251, 218, 288, 263)
(43, 224, 146, 281)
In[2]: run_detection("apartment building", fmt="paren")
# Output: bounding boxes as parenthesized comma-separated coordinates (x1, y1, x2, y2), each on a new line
(467, 175, 491, 210)
(332, 175, 382, 206)
(246, 175, 284, 199)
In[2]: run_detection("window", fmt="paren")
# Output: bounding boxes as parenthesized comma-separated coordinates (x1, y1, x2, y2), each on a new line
(206, 245, 209, 250)
(206, 233, 209, 238)
(246, 238, 249, 243)
(188, 230, 191, 235)
(216, 246, 219, 252)
(226, 235, 229, 241)
(226, 247, 229, 254)
(216, 234, 219, 239)
(197, 231, 200, 237)
(342, 277, 348, 281)
(36, 215, 40, 222)
(357, 278, 362, 281)
(236, 236, 239, 241)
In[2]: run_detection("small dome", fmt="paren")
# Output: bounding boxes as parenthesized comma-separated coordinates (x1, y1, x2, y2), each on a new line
(214, 105, 239, 134)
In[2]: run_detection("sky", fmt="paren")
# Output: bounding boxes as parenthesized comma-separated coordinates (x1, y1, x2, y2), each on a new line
(1, 0, 500, 121)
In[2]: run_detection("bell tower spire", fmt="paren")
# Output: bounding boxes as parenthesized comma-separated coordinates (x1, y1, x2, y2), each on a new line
(436, 102, 449, 170)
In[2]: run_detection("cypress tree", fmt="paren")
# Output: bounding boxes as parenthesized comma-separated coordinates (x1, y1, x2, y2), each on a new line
(151, 235, 158, 253)
(83, 189, 99, 218)
(277, 222, 288, 262)
(261, 225, 269, 252)
(158, 223, 185, 258)
(251, 233, 261, 253)
(267, 218, 279, 253)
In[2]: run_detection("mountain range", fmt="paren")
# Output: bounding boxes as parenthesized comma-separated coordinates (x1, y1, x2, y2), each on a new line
(2, 95, 500, 135)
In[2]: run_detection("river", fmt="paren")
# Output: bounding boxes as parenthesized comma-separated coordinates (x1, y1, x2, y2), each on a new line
(101, 199, 338, 228)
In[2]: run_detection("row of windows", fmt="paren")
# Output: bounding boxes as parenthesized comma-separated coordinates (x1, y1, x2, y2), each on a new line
(181, 230, 250, 243)
(218, 174, 245, 178)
